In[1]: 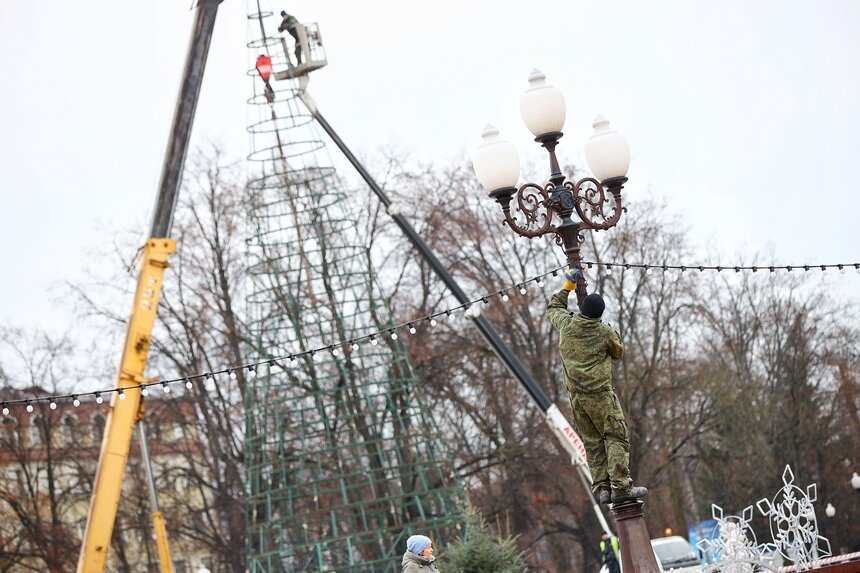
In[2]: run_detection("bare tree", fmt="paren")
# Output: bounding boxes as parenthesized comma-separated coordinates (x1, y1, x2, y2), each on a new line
(145, 146, 249, 572)
(586, 198, 717, 535)
(0, 328, 148, 572)
(692, 270, 860, 549)
(63, 146, 250, 571)
(353, 159, 629, 572)
(352, 151, 860, 567)
(14, 147, 858, 573)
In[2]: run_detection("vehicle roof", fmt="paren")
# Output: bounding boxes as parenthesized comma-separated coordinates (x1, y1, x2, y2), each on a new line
(651, 536, 691, 546)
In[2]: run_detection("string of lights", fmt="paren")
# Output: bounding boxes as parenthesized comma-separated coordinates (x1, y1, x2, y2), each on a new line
(584, 261, 860, 275)
(3, 259, 857, 412)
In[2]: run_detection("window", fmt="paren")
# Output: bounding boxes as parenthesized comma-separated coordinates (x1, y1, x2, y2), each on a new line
(92, 414, 106, 445)
(179, 473, 196, 494)
(149, 420, 162, 442)
(75, 517, 87, 538)
(172, 422, 184, 443)
(161, 422, 175, 444)
(63, 414, 79, 446)
(1, 416, 17, 446)
(29, 416, 42, 446)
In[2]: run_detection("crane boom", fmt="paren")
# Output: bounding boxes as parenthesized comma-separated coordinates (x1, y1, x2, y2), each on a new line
(76, 239, 176, 572)
(76, 1, 223, 571)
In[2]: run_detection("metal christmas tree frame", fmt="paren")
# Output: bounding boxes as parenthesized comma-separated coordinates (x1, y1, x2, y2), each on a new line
(243, 5, 466, 571)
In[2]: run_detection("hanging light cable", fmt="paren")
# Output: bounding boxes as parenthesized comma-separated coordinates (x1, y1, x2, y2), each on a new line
(3, 259, 857, 409)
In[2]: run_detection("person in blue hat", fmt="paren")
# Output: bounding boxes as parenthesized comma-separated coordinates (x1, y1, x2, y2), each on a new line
(402, 534, 440, 572)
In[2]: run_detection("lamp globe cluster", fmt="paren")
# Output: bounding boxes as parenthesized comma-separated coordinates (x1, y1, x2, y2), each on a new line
(471, 69, 630, 195)
(468, 69, 633, 308)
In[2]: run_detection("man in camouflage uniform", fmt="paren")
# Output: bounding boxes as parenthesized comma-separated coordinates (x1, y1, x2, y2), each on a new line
(546, 269, 647, 504)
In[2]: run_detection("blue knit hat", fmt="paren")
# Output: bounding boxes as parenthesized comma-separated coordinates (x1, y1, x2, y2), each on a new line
(407, 535, 432, 555)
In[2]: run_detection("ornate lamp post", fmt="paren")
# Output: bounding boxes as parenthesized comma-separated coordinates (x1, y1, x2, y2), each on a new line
(473, 70, 660, 573)
(471, 69, 631, 307)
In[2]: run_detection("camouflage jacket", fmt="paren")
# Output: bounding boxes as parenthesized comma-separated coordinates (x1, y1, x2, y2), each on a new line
(546, 290, 623, 394)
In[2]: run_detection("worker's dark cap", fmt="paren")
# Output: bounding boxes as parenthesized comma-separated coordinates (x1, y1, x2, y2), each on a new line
(581, 293, 605, 319)
(281, 10, 287, 16)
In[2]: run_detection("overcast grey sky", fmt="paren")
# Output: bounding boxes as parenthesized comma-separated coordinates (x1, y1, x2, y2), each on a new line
(1, 0, 859, 334)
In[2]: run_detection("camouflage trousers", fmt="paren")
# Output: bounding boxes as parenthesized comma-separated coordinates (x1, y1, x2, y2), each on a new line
(570, 390, 631, 493)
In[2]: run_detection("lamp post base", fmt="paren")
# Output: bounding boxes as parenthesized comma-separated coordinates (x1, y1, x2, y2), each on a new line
(610, 499, 661, 573)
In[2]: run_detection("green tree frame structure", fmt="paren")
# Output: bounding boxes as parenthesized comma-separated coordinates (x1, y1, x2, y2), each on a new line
(244, 7, 466, 571)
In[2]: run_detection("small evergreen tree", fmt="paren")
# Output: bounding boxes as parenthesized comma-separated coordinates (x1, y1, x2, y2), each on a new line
(444, 509, 531, 573)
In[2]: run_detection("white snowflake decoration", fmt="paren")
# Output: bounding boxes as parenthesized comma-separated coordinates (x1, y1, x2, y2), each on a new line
(756, 465, 831, 570)
(698, 504, 766, 573)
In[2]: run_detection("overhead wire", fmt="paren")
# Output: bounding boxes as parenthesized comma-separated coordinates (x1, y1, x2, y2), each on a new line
(2, 259, 857, 411)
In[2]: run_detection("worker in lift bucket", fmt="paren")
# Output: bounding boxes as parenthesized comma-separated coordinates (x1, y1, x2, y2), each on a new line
(278, 11, 303, 65)
(546, 268, 648, 505)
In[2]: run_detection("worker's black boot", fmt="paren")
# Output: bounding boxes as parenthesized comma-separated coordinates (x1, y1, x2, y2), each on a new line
(610, 485, 648, 504)
(597, 487, 611, 505)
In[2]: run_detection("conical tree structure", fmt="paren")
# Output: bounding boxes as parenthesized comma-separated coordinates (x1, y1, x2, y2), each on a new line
(244, 6, 466, 572)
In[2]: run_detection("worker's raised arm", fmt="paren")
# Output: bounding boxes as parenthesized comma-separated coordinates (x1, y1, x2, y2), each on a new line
(546, 269, 579, 331)
(607, 326, 624, 359)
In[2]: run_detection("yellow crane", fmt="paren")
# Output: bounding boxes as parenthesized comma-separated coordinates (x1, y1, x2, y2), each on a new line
(76, 1, 223, 571)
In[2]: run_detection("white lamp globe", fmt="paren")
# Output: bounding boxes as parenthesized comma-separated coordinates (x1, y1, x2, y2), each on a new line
(825, 503, 836, 517)
(471, 125, 520, 194)
(584, 115, 630, 181)
(851, 472, 860, 490)
(519, 69, 566, 138)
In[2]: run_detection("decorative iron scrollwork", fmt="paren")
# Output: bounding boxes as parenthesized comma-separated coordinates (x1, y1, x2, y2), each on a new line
(499, 183, 556, 238)
(497, 177, 625, 242)
(566, 177, 623, 231)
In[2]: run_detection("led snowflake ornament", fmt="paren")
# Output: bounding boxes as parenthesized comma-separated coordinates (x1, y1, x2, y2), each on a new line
(756, 465, 831, 570)
(698, 504, 764, 573)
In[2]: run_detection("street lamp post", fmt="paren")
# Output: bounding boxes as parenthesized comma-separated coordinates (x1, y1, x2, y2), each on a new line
(471, 69, 631, 307)
(473, 70, 660, 573)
